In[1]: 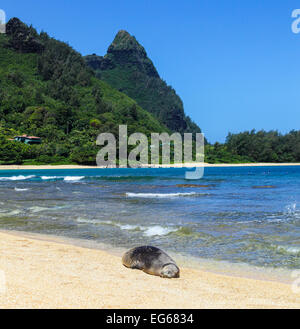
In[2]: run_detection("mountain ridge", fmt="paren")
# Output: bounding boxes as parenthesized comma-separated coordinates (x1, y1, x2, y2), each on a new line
(85, 30, 201, 134)
(1, 19, 299, 165)
(0, 18, 167, 165)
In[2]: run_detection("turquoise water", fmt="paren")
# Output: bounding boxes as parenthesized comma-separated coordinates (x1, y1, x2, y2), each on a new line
(0, 166, 299, 270)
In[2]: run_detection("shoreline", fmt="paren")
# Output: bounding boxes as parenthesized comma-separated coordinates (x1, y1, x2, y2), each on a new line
(1, 229, 294, 285)
(1, 163, 300, 170)
(0, 230, 299, 309)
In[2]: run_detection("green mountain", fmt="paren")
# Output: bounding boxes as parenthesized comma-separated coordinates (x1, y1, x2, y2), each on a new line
(0, 18, 167, 165)
(85, 30, 201, 134)
(1, 19, 297, 165)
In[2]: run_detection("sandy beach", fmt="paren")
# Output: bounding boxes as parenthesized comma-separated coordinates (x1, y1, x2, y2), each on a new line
(0, 231, 299, 309)
(0, 163, 300, 170)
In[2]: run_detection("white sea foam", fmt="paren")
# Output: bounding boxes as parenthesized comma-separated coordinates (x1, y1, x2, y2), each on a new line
(100, 220, 115, 225)
(29, 205, 68, 213)
(285, 202, 297, 214)
(126, 192, 199, 198)
(0, 175, 35, 181)
(117, 224, 140, 230)
(261, 203, 300, 224)
(76, 218, 95, 224)
(276, 245, 300, 255)
(76, 218, 113, 225)
(116, 222, 177, 236)
(0, 210, 22, 217)
(14, 188, 29, 191)
(28, 206, 51, 213)
(41, 176, 85, 181)
(143, 225, 178, 236)
(41, 176, 60, 180)
(76, 217, 177, 237)
(64, 176, 85, 182)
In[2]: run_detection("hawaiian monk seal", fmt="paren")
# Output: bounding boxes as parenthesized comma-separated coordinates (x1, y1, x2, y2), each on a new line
(122, 246, 180, 278)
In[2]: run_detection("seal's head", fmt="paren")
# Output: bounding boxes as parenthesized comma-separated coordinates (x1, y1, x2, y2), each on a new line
(160, 263, 180, 278)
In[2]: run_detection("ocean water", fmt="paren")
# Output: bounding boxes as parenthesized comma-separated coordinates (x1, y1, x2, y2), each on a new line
(0, 166, 299, 272)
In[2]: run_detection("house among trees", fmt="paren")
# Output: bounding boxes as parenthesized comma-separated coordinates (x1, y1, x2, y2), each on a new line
(13, 134, 42, 145)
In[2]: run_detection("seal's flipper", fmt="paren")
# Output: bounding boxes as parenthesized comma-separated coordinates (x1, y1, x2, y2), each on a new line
(130, 261, 143, 270)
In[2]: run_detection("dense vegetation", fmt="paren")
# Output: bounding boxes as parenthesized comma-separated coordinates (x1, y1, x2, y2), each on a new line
(203, 130, 300, 164)
(85, 30, 201, 135)
(84, 30, 300, 165)
(226, 130, 300, 163)
(1, 19, 299, 165)
(0, 18, 166, 165)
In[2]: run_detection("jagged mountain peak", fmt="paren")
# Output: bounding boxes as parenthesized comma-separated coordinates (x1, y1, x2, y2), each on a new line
(6, 17, 44, 53)
(85, 31, 201, 134)
(108, 30, 145, 54)
(95, 29, 160, 78)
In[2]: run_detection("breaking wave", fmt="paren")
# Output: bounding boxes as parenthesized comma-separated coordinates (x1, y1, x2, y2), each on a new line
(274, 245, 300, 255)
(125, 192, 206, 198)
(0, 175, 35, 181)
(63, 176, 85, 182)
(142, 225, 178, 236)
(0, 210, 22, 217)
(75, 217, 178, 237)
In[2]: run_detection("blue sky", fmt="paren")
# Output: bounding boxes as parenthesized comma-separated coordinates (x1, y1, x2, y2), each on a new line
(2, 1, 300, 142)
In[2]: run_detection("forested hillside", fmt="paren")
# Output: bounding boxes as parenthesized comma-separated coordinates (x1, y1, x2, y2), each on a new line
(1, 18, 299, 165)
(0, 18, 166, 165)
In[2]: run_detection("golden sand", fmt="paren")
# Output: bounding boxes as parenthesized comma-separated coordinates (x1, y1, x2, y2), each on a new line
(0, 231, 299, 309)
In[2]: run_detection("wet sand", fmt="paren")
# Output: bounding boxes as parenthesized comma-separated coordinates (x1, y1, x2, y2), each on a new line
(0, 231, 299, 309)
